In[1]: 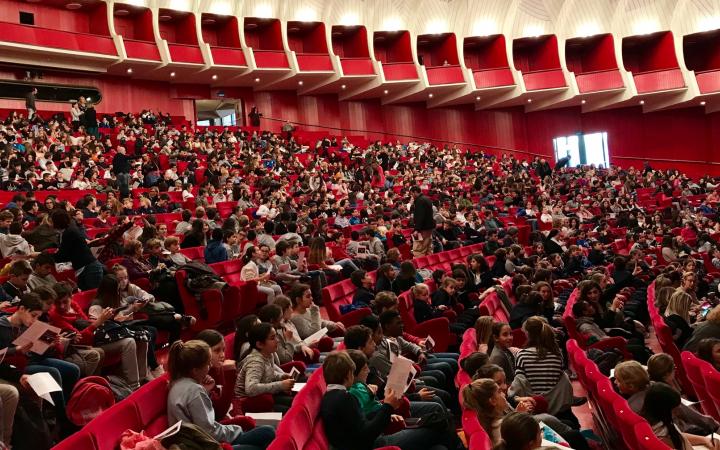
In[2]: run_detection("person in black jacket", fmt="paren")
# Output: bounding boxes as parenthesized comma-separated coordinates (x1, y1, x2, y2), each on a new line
(319, 351, 452, 450)
(375, 264, 396, 293)
(351, 269, 375, 307)
(51, 209, 104, 291)
(25, 87, 37, 119)
(112, 146, 132, 199)
(84, 103, 98, 138)
(410, 186, 435, 257)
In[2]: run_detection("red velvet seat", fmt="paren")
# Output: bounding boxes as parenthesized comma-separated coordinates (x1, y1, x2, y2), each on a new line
(175, 270, 223, 331)
(681, 351, 720, 420)
(397, 290, 453, 352)
(83, 400, 141, 450)
(51, 431, 97, 450)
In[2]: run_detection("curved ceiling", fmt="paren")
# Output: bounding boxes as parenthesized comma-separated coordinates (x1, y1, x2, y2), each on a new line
(125, 0, 720, 39)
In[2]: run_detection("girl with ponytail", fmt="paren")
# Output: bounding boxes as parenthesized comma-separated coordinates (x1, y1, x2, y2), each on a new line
(166, 340, 276, 450)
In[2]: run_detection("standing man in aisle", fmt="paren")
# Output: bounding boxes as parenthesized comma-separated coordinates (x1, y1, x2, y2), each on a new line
(25, 87, 37, 120)
(410, 186, 436, 257)
(112, 146, 131, 199)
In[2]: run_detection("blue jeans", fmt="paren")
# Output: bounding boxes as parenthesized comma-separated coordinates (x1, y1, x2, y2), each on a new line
(25, 357, 80, 419)
(231, 425, 275, 450)
(77, 260, 104, 291)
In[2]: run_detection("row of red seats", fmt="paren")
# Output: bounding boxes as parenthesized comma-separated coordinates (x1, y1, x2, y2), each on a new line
(681, 351, 720, 421)
(646, 281, 696, 399)
(567, 339, 669, 449)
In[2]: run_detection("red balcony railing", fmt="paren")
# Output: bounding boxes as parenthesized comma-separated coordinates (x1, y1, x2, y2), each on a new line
(210, 47, 247, 66)
(522, 68, 566, 90)
(575, 69, 624, 93)
(472, 67, 514, 88)
(633, 68, 685, 93)
(0, 21, 116, 56)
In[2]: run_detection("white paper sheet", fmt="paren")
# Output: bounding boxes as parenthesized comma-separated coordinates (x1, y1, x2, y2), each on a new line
(302, 327, 328, 346)
(26, 372, 62, 405)
(291, 382, 307, 392)
(385, 355, 416, 394)
(153, 420, 183, 440)
(12, 320, 61, 355)
(246, 412, 283, 428)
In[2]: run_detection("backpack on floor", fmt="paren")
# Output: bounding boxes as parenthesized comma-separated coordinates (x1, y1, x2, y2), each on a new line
(66, 376, 116, 426)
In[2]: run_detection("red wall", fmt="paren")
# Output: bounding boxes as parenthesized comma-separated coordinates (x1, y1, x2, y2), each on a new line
(464, 35, 510, 70)
(514, 35, 562, 72)
(623, 32, 680, 73)
(374, 32, 413, 64)
(332, 27, 370, 58)
(566, 34, 618, 74)
(0, 69, 193, 118)
(0, 0, 104, 35)
(114, 9, 154, 42)
(249, 90, 720, 176)
(245, 20, 284, 51)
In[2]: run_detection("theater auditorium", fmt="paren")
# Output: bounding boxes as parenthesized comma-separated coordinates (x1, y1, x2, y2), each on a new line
(0, 0, 719, 449)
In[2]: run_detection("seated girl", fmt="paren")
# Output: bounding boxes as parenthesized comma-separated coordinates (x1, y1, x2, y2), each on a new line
(697, 337, 720, 371)
(641, 382, 720, 450)
(195, 329, 236, 421)
(88, 274, 163, 379)
(166, 340, 275, 450)
(289, 283, 344, 352)
(475, 364, 590, 450)
(614, 360, 718, 435)
(234, 323, 295, 413)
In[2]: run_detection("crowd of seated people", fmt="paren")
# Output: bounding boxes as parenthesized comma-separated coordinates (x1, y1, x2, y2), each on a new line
(0, 105, 720, 450)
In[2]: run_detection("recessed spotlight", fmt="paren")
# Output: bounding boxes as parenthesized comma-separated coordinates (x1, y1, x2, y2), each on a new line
(115, 9, 130, 16)
(255, 77, 260, 83)
(581, 99, 586, 104)
(86, 97, 92, 102)
(475, 96, 481, 101)
(212, 74, 218, 80)
(527, 99, 532, 103)
(701, 101, 707, 106)
(202, 19, 216, 25)
(159, 15, 172, 22)
(170, 72, 176, 77)
(639, 100, 645, 105)
(341, 84, 346, 89)
(383, 89, 389, 94)
(127, 68, 133, 74)
(298, 80, 304, 86)
(66, 2, 82, 10)
(428, 93, 433, 98)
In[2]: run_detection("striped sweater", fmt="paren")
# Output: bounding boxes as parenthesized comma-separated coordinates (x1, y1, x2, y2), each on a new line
(514, 347, 564, 395)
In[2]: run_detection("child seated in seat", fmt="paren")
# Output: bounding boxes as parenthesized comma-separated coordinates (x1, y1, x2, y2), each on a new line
(166, 339, 276, 450)
(234, 323, 296, 413)
(195, 329, 236, 421)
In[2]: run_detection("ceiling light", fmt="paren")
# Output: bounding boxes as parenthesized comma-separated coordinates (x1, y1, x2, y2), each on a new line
(86, 97, 92, 102)
(382, 17, 402, 32)
(428, 93, 433, 98)
(298, 80, 304, 86)
(527, 98, 532, 103)
(254, 4, 272, 19)
(202, 19, 216, 25)
(159, 15, 173, 22)
(212, 74, 218, 80)
(383, 89, 389, 94)
(577, 22, 600, 37)
(170, 72, 176, 77)
(209, 1, 232, 16)
(472, 19, 497, 37)
(341, 84, 346, 89)
(633, 19, 659, 35)
(639, 100, 645, 105)
(127, 68, 133, 74)
(115, 9, 130, 17)
(297, 7, 316, 22)
(426, 19, 447, 35)
(475, 96, 481, 101)
(66, 2, 82, 10)
(523, 25, 544, 38)
(255, 77, 260, 82)
(340, 12, 359, 26)
(170, 0, 190, 11)
(701, 101, 707, 105)
(581, 99, 586, 104)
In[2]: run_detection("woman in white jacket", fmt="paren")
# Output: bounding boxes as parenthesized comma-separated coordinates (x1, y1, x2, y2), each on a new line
(240, 246, 282, 304)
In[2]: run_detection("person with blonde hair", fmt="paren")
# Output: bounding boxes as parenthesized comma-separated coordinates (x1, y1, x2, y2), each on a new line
(474, 316, 494, 353)
(664, 289, 694, 347)
(655, 286, 676, 314)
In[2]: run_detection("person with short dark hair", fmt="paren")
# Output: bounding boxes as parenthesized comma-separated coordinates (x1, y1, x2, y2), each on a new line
(51, 209, 104, 290)
(205, 227, 228, 264)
